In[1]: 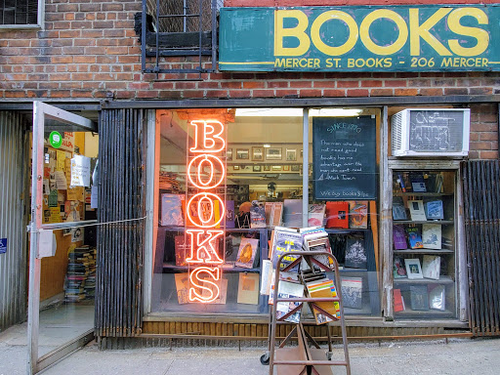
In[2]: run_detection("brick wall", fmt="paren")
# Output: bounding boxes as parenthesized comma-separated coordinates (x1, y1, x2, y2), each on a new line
(0, 0, 498, 158)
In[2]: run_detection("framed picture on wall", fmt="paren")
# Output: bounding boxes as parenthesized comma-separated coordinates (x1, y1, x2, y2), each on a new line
(283, 165, 290, 171)
(263, 165, 271, 171)
(291, 164, 300, 172)
(236, 149, 249, 160)
(252, 147, 264, 161)
(266, 147, 282, 161)
(226, 148, 233, 161)
(285, 148, 297, 161)
(253, 165, 261, 172)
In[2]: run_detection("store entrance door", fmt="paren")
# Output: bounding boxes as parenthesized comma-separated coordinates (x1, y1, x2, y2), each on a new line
(27, 102, 98, 374)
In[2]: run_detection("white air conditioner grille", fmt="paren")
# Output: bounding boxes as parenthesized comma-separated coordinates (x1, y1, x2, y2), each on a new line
(391, 111, 403, 152)
(408, 110, 464, 152)
(391, 108, 470, 157)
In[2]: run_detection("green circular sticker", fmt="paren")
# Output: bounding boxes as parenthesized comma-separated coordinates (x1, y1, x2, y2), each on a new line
(49, 131, 62, 148)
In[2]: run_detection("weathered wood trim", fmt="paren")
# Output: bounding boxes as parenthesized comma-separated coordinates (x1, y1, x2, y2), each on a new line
(456, 166, 468, 321)
(381, 106, 393, 320)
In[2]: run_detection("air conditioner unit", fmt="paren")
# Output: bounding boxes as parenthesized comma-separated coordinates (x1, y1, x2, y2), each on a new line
(391, 108, 470, 157)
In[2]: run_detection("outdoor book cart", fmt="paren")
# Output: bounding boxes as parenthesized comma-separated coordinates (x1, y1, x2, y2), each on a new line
(261, 250, 351, 375)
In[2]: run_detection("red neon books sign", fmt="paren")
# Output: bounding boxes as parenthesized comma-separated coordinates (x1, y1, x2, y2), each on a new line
(185, 120, 226, 303)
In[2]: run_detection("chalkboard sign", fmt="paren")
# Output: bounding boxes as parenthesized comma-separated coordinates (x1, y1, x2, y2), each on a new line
(313, 116, 376, 200)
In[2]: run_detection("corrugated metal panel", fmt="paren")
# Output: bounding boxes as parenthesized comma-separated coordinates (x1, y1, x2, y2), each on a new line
(95, 109, 146, 339)
(0, 111, 28, 331)
(463, 160, 500, 336)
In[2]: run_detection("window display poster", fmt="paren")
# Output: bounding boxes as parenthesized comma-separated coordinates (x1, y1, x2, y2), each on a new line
(313, 116, 376, 200)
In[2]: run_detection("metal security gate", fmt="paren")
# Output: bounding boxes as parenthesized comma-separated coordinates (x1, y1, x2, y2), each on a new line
(0, 111, 29, 331)
(463, 160, 500, 336)
(95, 109, 146, 343)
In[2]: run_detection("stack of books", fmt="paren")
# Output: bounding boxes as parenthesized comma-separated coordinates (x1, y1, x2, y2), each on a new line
(64, 245, 96, 303)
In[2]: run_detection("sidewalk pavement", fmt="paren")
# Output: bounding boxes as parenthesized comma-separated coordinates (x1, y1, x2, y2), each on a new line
(2, 322, 500, 375)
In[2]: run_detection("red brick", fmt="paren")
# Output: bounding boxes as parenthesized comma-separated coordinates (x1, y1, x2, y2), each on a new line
(478, 151, 499, 159)
(313, 81, 336, 88)
(384, 80, 407, 87)
(395, 88, 418, 96)
(444, 88, 469, 95)
(299, 90, 322, 98)
(337, 81, 360, 88)
(228, 90, 252, 98)
(361, 80, 383, 88)
(242, 81, 265, 89)
(290, 81, 312, 88)
(419, 88, 444, 96)
(371, 89, 394, 96)
(346, 89, 369, 97)
(252, 90, 275, 98)
(323, 89, 346, 97)
(275, 89, 299, 97)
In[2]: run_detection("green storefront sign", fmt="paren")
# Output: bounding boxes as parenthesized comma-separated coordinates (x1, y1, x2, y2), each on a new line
(219, 5, 500, 72)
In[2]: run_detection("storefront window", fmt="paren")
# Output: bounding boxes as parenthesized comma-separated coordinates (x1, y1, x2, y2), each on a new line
(151, 108, 381, 317)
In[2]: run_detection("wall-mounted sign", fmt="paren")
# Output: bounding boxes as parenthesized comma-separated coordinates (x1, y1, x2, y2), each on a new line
(0, 238, 6, 254)
(219, 5, 500, 72)
(49, 131, 62, 148)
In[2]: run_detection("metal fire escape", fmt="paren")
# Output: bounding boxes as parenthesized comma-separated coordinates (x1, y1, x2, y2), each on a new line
(139, 0, 219, 80)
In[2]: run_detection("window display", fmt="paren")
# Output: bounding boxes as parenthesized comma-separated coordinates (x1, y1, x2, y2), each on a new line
(392, 170, 457, 318)
(151, 108, 381, 317)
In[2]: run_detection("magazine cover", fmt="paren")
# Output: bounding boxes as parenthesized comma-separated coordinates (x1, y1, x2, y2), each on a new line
(308, 203, 326, 226)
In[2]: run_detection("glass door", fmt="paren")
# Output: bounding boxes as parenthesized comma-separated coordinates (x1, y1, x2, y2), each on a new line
(28, 102, 98, 374)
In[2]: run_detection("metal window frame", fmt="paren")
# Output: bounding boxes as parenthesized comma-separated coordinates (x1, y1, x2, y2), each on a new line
(0, 0, 44, 29)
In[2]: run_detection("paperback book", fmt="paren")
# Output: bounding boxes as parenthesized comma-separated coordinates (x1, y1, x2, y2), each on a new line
(407, 227, 424, 249)
(429, 285, 446, 311)
(174, 235, 190, 267)
(393, 224, 408, 250)
(344, 236, 367, 269)
(160, 193, 184, 226)
(392, 198, 408, 221)
(307, 203, 326, 227)
(393, 256, 407, 278)
(275, 280, 304, 323)
(306, 277, 340, 324)
(325, 201, 349, 229)
(265, 202, 284, 228)
(341, 276, 363, 309)
(250, 201, 266, 228)
(174, 273, 190, 305)
(393, 288, 406, 312)
(235, 237, 259, 269)
(410, 172, 427, 192)
(348, 201, 368, 229)
(425, 200, 444, 220)
(422, 255, 441, 280)
(408, 200, 427, 221)
(237, 272, 260, 305)
(422, 224, 442, 249)
(410, 285, 429, 311)
(283, 199, 303, 228)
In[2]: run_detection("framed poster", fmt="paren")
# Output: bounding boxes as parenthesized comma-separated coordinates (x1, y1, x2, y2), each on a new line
(285, 148, 297, 161)
(236, 148, 249, 160)
(266, 147, 282, 161)
(252, 146, 264, 161)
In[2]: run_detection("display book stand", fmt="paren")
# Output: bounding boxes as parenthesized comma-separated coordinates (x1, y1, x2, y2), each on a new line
(263, 249, 351, 375)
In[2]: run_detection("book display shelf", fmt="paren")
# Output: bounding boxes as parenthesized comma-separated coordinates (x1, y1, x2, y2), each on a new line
(264, 250, 351, 375)
(391, 170, 457, 319)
